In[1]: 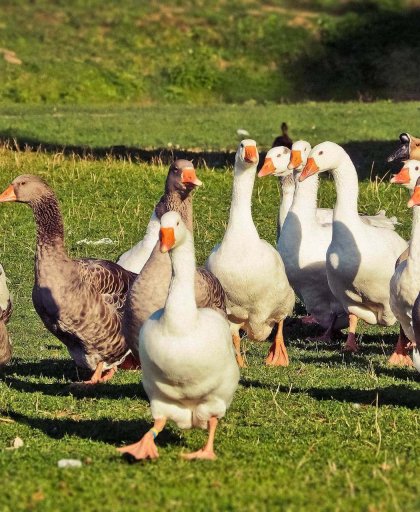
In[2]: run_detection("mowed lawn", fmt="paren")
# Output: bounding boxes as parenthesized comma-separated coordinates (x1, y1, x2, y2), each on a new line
(0, 105, 419, 511)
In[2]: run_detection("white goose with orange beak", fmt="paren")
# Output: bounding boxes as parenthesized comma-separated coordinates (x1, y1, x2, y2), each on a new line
(300, 141, 407, 353)
(118, 211, 239, 462)
(388, 161, 420, 367)
(206, 139, 295, 367)
(260, 140, 348, 339)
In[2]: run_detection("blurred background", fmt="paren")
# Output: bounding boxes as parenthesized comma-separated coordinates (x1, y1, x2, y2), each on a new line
(1, 0, 420, 106)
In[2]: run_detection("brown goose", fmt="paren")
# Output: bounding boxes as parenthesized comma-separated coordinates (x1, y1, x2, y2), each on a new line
(0, 175, 137, 383)
(0, 264, 12, 367)
(123, 160, 226, 363)
(387, 133, 420, 162)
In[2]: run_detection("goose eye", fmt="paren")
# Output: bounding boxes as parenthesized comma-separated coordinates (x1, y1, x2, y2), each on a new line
(20, 181, 26, 186)
(319, 151, 323, 155)
(277, 154, 281, 158)
(416, 167, 419, 171)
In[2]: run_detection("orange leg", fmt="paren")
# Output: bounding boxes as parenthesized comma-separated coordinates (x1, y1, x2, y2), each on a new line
(181, 417, 218, 460)
(266, 320, 289, 366)
(233, 333, 246, 368)
(117, 417, 167, 462)
(307, 313, 338, 343)
(388, 326, 414, 367)
(342, 313, 359, 353)
(301, 314, 319, 326)
(79, 362, 117, 385)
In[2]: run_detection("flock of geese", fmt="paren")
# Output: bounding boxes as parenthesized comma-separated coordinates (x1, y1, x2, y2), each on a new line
(0, 131, 419, 461)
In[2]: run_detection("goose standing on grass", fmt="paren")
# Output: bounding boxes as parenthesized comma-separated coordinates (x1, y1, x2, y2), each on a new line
(259, 141, 348, 340)
(299, 142, 408, 352)
(206, 139, 295, 367)
(389, 164, 420, 366)
(123, 161, 226, 365)
(118, 212, 239, 461)
(0, 175, 138, 384)
(117, 160, 201, 274)
(0, 264, 12, 367)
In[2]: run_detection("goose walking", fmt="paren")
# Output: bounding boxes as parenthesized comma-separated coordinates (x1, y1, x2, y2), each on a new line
(299, 142, 407, 352)
(118, 212, 239, 461)
(206, 140, 295, 366)
(0, 175, 137, 384)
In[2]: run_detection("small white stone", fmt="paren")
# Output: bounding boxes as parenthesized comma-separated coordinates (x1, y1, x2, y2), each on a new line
(11, 436, 24, 448)
(58, 459, 82, 468)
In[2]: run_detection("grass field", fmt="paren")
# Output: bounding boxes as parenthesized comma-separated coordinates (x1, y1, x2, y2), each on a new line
(0, 134, 419, 511)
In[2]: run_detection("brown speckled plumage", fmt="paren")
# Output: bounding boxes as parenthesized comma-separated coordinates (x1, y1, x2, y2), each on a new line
(3, 175, 136, 371)
(123, 160, 226, 361)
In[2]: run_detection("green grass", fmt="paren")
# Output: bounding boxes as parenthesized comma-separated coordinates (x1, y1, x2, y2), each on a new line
(0, 144, 419, 512)
(0, 0, 416, 104)
(1, 101, 420, 179)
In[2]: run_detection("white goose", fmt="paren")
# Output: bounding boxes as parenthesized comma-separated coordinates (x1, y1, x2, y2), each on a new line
(118, 211, 239, 461)
(259, 141, 348, 339)
(206, 139, 295, 366)
(389, 161, 420, 366)
(300, 142, 408, 352)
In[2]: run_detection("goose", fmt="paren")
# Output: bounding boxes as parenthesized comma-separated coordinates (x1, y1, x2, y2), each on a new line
(388, 161, 420, 366)
(0, 264, 12, 367)
(0, 175, 137, 384)
(123, 163, 226, 365)
(261, 145, 399, 234)
(299, 142, 408, 352)
(388, 133, 420, 162)
(271, 121, 293, 149)
(117, 160, 202, 273)
(118, 212, 239, 461)
(259, 141, 348, 339)
(206, 139, 295, 366)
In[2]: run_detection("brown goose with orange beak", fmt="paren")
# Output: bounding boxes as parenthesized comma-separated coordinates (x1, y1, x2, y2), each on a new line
(0, 175, 137, 383)
(206, 139, 295, 367)
(122, 161, 226, 364)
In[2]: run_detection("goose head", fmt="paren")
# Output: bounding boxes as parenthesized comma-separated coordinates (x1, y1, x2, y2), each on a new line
(299, 141, 345, 182)
(390, 160, 420, 191)
(408, 176, 420, 208)
(387, 133, 420, 162)
(0, 175, 53, 205)
(159, 211, 188, 253)
(165, 159, 202, 195)
(258, 146, 291, 178)
(288, 140, 312, 171)
(235, 139, 259, 173)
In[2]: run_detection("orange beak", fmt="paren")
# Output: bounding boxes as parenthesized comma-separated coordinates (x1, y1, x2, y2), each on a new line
(390, 167, 410, 184)
(181, 168, 202, 187)
(0, 184, 16, 202)
(299, 157, 319, 182)
(258, 158, 276, 177)
(159, 227, 175, 253)
(408, 186, 420, 208)
(288, 150, 302, 170)
(244, 145, 258, 164)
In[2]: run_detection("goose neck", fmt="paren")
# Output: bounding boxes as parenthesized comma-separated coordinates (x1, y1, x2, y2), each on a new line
(408, 206, 420, 267)
(279, 175, 295, 229)
(290, 172, 319, 220)
(163, 232, 198, 331)
(227, 167, 258, 235)
(330, 157, 360, 222)
(31, 195, 66, 253)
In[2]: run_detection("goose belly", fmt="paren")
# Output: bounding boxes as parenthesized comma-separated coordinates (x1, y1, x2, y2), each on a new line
(326, 236, 399, 326)
(139, 310, 239, 419)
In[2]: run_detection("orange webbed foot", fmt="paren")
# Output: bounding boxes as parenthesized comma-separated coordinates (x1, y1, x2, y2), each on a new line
(181, 449, 217, 461)
(342, 333, 358, 353)
(388, 337, 414, 367)
(266, 341, 289, 367)
(117, 433, 159, 462)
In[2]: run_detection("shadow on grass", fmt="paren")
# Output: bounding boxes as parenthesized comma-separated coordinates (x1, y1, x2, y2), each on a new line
(1, 409, 181, 447)
(0, 133, 403, 179)
(241, 380, 420, 409)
